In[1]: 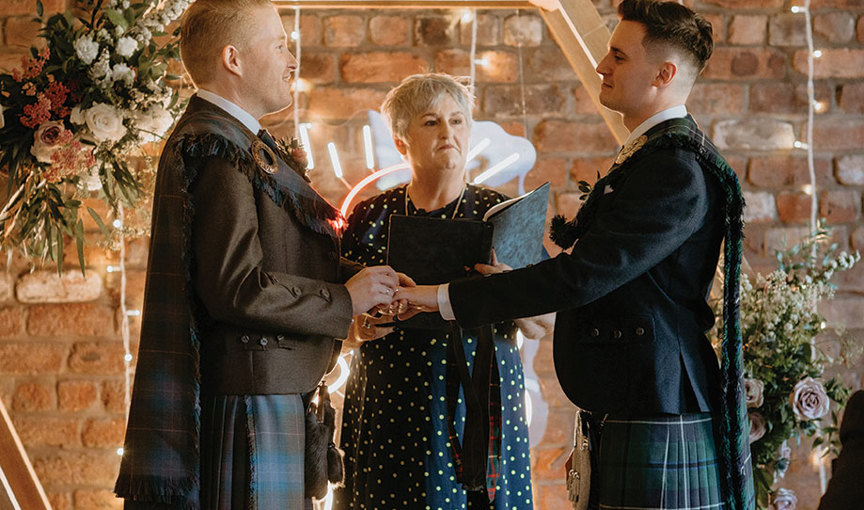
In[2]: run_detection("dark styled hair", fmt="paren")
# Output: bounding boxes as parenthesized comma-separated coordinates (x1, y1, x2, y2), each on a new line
(618, 0, 714, 73)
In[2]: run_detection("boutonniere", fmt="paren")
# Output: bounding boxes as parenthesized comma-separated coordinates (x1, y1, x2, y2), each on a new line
(275, 136, 310, 176)
(615, 135, 647, 165)
(577, 171, 602, 201)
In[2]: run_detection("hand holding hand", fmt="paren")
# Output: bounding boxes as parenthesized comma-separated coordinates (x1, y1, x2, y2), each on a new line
(345, 266, 401, 316)
(343, 311, 396, 350)
(394, 285, 440, 316)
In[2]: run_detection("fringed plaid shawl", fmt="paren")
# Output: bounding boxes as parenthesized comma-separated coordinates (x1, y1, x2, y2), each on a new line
(115, 98, 343, 506)
(550, 116, 754, 510)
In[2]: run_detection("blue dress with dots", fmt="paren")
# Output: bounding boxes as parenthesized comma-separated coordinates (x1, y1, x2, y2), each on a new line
(333, 185, 534, 510)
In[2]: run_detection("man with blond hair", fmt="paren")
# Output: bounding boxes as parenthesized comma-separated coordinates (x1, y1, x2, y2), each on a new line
(115, 1, 405, 508)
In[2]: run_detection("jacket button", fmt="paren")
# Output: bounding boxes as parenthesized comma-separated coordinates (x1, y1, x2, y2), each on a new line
(612, 330, 622, 339)
(291, 286, 302, 296)
(259, 337, 269, 347)
(635, 327, 645, 336)
(590, 328, 600, 337)
(240, 335, 249, 344)
(319, 288, 331, 300)
(276, 334, 285, 342)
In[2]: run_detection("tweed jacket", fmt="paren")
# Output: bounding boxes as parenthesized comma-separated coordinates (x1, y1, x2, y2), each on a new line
(449, 118, 726, 417)
(115, 96, 354, 505)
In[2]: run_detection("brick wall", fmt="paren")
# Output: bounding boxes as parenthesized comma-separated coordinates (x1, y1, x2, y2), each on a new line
(1, 1, 862, 509)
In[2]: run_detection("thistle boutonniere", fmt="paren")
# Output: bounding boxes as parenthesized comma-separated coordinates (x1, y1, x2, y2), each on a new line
(577, 171, 602, 201)
(275, 136, 310, 177)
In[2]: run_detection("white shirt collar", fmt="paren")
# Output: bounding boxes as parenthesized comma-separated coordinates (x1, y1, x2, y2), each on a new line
(195, 89, 262, 134)
(623, 105, 688, 147)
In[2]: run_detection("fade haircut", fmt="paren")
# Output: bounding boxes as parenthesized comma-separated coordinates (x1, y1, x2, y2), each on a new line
(180, 0, 274, 86)
(618, 0, 714, 74)
(381, 73, 475, 143)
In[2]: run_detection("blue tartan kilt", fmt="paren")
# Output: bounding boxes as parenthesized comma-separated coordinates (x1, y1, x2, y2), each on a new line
(200, 394, 308, 510)
(595, 413, 724, 510)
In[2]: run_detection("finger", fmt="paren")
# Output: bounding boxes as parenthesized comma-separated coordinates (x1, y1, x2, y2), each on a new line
(490, 249, 498, 266)
(473, 263, 498, 275)
(397, 272, 416, 287)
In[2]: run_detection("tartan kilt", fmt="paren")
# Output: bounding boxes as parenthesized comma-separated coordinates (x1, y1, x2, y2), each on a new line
(594, 413, 723, 510)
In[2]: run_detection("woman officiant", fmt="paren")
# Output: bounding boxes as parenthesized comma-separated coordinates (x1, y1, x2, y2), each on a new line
(333, 73, 550, 510)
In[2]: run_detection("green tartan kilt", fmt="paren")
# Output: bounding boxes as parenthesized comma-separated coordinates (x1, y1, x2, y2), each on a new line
(594, 413, 724, 510)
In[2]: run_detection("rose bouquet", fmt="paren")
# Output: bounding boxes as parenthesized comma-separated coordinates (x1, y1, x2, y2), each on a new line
(712, 223, 859, 509)
(0, 0, 190, 271)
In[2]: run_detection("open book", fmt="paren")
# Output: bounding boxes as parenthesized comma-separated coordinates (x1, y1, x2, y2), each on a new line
(386, 182, 550, 329)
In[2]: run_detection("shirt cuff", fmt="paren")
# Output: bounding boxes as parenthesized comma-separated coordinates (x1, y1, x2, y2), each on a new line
(437, 283, 456, 321)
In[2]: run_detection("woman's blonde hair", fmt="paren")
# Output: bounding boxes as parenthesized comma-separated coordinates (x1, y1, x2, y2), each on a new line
(179, 0, 274, 86)
(381, 73, 475, 142)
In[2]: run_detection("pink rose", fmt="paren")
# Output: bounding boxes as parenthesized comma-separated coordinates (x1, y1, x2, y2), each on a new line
(772, 488, 797, 510)
(745, 378, 764, 408)
(749, 411, 766, 443)
(30, 120, 66, 163)
(790, 377, 829, 421)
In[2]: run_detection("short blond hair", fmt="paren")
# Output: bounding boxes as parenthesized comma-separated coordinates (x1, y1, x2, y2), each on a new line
(381, 73, 474, 142)
(179, 0, 274, 86)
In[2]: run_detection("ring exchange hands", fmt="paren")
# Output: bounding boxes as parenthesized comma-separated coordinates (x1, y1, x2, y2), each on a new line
(345, 266, 415, 317)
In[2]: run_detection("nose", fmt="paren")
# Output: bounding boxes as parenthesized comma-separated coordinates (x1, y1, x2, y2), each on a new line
(286, 50, 298, 70)
(596, 52, 611, 77)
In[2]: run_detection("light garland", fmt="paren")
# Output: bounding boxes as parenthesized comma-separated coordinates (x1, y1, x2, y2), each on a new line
(791, 0, 819, 232)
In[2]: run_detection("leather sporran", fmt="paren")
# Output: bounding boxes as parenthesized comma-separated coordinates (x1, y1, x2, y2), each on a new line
(566, 409, 592, 510)
(304, 383, 344, 500)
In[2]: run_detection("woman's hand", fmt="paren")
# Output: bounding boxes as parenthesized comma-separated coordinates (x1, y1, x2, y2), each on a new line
(473, 249, 511, 275)
(343, 312, 396, 350)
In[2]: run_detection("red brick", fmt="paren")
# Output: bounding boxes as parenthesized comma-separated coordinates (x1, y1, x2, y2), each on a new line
(58, 380, 98, 411)
(749, 82, 833, 114)
(728, 15, 767, 45)
(482, 84, 566, 118)
(776, 192, 814, 224)
(434, 49, 517, 83)
(820, 297, 864, 329)
(703, 13, 726, 44)
(12, 416, 79, 446)
(1, 0, 64, 16)
(742, 191, 777, 223)
(497, 120, 527, 138)
(765, 226, 812, 255)
(0, 306, 26, 337)
(859, 15, 864, 44)
(702, 0, 783, 7)
(836, 263, 864, 293)
(820, 190, 861, 223)
(0, 342, 66, 374)
(296, 53, 336, 83)
(341, 52, 428, 83)
(12, 380, 55, 411)
(810, 0, 864, 7)
(4, 15, 42, 48)
(415, 15, 457, 46)
(47, 491, 71, 510)
(308, 87, 387, 120)
(839, 82, 864, 114)
(572, 85, 601, 115)
(105, 270, 146, 309)
(32, 451, 120, 486)
(124, 237, 150, 269)
(503, 13, 543, 47)
(536, 483, 572, 510)
(524, 46, 578, 82)
(16, 270, 104, 303)
(836, 155, 864, 185)
(73, 490, 123, 510)
(687, 83, 746, 115)
(813, 118, 864, 151)
(852, 226, 864, 252)
(82, 417, 126, 448)
(570, 157, 613, 185)
(323, 15, 364, 47)
(525, 158, 568, 190)
(101, 379, 127, 413)
(533, 120, 616, 154)
(703, 47, 786, 81)
(769, 14, 807, 46)
(27, 303, 115, 337)
(794, 49, 864, 79)
(540, 408, 575, 446)
(370, 15, 409, 46)
(554, 192, 585, 223)
(68, 341, 125, 375)
(748, 156, 833, 188)
(712, 119, 795, 151)
(0, 48, 29, 73)
(459, 13, 500, 47)
(814, 12, 856, 43)
(532, 446, 568, 480)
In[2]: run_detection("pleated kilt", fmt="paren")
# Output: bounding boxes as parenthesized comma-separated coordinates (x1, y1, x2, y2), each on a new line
(594, 413, 723, 510)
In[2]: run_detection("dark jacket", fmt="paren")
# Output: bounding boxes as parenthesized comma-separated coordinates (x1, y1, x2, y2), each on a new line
(818, 390, 864, 510)
(449, 119, 724, 416)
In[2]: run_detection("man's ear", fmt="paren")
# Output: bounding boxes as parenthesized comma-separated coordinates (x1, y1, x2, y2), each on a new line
(394, 137, 408, 156)
(654, 60, 678, 88)
(221, 45, 242, 77)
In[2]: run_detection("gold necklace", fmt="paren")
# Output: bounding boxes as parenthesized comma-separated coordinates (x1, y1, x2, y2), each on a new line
(404, 184, 466, 219)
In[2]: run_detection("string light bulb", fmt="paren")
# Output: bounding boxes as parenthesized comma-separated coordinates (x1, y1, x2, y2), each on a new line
(813, 49, 822, 58)
(461, 9, 473, 23)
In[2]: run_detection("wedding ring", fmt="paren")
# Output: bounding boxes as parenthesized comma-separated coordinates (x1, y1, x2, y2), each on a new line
(362, 315, 372, 329)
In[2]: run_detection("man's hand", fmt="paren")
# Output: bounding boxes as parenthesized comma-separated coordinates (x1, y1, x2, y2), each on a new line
(345, 266, 401, 316)
(394, 285, 440, 315)
(343, 312, 396, 350)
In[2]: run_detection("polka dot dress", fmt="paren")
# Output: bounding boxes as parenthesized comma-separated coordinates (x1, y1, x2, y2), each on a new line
(333, 185, 534, 510)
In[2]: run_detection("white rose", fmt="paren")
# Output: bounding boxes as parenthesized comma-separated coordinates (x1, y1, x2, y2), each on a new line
(790, 377, 830, 421)
(745, 378, 765, 408)
(69, 106, 85, 125)
(116, 36, 138, 58)
(29, 121, 66, 163)
(133, 104, 175, 143)
(84, 103, 127, 142)
(748, 412, 766, 443)
(111, 63, 135, 87)
(772, 488, 797, 510)
(74, 35, 99, 65)
(775, 440, 792, 479)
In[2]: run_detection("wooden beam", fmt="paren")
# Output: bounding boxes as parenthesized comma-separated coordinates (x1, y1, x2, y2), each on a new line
(0, 398, 52, 510)
(541, 0, 628, 144)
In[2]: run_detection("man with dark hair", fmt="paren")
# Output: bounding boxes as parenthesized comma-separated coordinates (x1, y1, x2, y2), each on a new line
(399, 0, 755, 508)
(114, 0, 406, 508)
